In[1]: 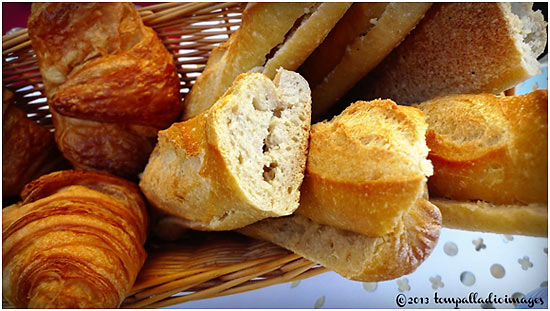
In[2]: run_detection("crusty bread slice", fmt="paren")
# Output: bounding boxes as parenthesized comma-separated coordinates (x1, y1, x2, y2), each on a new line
(183, 2, 351, 120)
(353, 3, 547, 106)
(299, 3, 432, 120)
(297, 99, 433, 237)
(417, 90, 548, 205)
(140, 69, 311, 231)
(417, 90, 548, 237)
(239, 99, 440, 282)
(430, 198, 547, 237)
(239, 197, 441, 282)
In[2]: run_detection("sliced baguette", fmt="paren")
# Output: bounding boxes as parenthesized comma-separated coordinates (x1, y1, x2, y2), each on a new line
(354, 3, 547, 106)
(417, 90, 548, 236)
(140, 69, 311, 230)
(418, 90, 548, 204)
(240, 99, 440, 281)
(299, 3, 432, 120)
(183, 2, 351, 120)
(239, 197, 441, 282)
(297, 99, 433, 237)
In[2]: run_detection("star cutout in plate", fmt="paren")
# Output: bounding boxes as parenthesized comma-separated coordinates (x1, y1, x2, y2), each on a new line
(473, 238, 486, 251)
(429, 275, 444, 290)
(518, 256, 533, 270)
(397, 278, 410, 292)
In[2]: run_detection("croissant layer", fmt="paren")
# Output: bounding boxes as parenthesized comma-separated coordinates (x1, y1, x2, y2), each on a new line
(27, 3, 183, 178)
(2, 170, 149, 309)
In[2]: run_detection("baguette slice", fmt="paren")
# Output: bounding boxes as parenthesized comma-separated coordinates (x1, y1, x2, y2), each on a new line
(239, 197, 441, 282)
(297, 99, 433, 237)
(418, 90, 548, 204)
(354, 3, 547, 106)
(140, 69, 311, 231)
(183, 2, 351, 120)
(240, 99, 440, 282)
(417, 90, 548, 236)
(299, 3, 432, 120)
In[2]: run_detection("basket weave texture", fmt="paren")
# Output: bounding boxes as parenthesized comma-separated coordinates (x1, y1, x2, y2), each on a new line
(2, 3, 325, 308)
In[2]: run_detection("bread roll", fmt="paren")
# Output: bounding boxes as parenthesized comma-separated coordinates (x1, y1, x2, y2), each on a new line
(299, 3, 432, 120)
(27, 3, 182, 178)
(417, 90, 548, 236)
(140, 69, 311, 231)
(2, 89, 67, 198)
(2, 170, 148, 308)
(183, 2, 351, 120)
(240, 99, 440, 281)
(298, 100, 433, 237)
(353, 3, 547, 106)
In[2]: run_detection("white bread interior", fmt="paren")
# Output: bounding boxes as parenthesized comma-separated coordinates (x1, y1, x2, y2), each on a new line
(506, 3, 547, 77)
(353, 3, 547, 106)
(140, 69, 311, 230)
(212, 69, 311, 215)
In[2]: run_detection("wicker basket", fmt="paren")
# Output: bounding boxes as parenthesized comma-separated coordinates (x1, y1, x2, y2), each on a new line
(2, 3, 326, 308)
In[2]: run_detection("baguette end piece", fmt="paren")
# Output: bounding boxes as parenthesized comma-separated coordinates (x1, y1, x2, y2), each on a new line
(140, 69, 311, 231)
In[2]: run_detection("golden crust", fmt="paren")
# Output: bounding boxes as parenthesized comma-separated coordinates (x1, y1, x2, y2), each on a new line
(2, 170, 148, 308)
(183, 2, 349, 120)
(419, 90, 548, 205)
(431, 198, 547, 237)
(140, 71, 311, 231)
(2, 90, 67, 197)
(297, 100, 432, 237)
(141, 76, 273, 230)
(239, 198, 441, 282)
(27, 3, 182, 178)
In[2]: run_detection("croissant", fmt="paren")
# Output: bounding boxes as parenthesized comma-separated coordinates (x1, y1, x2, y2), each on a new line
(2, 89, 68, 198)
(2, 170, 149, 308)
(27, 3, 183, 178)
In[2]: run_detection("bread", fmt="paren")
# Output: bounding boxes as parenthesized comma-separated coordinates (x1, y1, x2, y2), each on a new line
(140, 69, 311, 231)
(240, 99, 441, 282)
(429, 199, 546, 237)
(417, 90, 548, 236)
(240, 198, 441, 282)
(298, 3, 432, 120)
(27, 3, 182, 178)
(298, 100, 433, 237)
(183, 2, 351, 120)
(2, 170, 148, 308)
(2, 89, 67, 197)
(352, 3, 547, 106)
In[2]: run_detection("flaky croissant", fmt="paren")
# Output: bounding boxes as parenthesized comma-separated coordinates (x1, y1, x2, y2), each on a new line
(2, 170, 149, 308)
(27, 3, 182, 178)
(2, 89, 68, 198)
